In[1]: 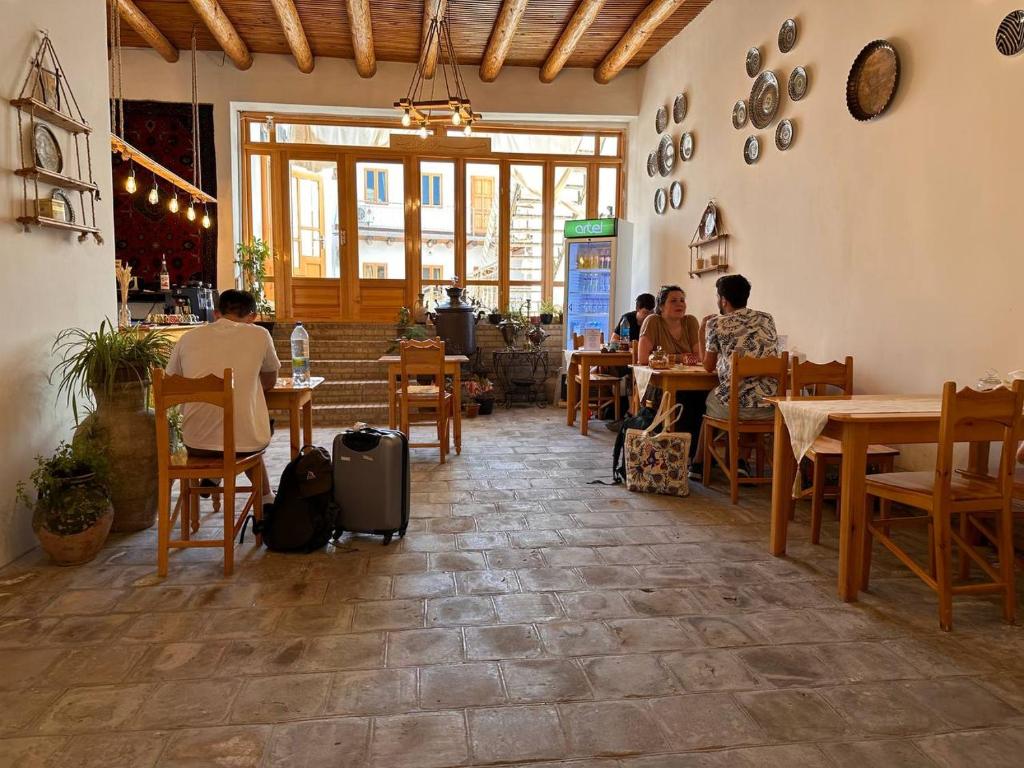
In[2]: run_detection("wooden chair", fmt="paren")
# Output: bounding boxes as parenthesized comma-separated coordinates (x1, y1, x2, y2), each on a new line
(629, 340, 640, 414)
(791, 357, 900, 544)
(572, 332, 621, 423)
(153, 368, 264, 578)
(397, 337, 452, 463)
(861, 381, 1024, 631)
(702, 352, 789, 504)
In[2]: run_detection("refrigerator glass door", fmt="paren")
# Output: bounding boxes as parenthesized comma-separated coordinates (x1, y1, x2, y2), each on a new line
(565, 237, 614, 348)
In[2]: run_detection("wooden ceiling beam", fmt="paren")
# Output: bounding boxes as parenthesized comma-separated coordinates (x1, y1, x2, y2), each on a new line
(346, 0, 377, 78)
(187, 0, 253, 70)
(595, 0, 686, 84)
(112, 0, 179, 63)
(480, 0, 528, 83)
(421, 0, 447, 79)
(540, 0, 606, 83)
(269, 0, 314, 73)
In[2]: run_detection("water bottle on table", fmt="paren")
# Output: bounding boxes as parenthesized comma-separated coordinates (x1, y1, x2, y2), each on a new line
(290, 322, 310, 386)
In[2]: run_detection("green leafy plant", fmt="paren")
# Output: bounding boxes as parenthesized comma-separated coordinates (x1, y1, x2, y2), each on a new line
(387, 322, 431, 353)
(50, 320, 173, 422)
(234, 239, 274, 317)
(539, 300, 559, 315)
(16, 440, 111, 536)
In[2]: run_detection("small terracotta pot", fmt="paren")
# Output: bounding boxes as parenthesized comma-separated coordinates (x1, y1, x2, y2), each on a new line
(466, 403, 480, 418)
(35, 508, 114, 566)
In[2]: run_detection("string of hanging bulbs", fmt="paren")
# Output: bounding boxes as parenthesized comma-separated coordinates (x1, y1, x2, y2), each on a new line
(122, 158, 213, 229)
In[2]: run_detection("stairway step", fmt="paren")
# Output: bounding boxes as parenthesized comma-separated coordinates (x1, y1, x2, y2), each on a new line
(312, 403, 390, 428)
(314, 379, 389, 404)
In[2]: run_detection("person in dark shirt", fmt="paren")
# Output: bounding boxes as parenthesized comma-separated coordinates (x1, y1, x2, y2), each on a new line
(612, 293, 656, 343)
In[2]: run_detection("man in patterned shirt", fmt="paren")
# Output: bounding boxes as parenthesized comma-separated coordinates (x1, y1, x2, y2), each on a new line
(698, 274, 780, 421)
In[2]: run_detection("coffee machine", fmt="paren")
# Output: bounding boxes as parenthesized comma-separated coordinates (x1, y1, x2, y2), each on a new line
(170, 282, 217, 322)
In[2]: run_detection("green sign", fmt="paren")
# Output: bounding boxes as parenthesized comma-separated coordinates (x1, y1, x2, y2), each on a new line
(563, 218, 616, 239)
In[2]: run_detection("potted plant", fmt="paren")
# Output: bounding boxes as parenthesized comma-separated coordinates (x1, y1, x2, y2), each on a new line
(234, 239, 275, 330)
(388, 308, 432, 354)
(487, 307, 503, 325)
(17, 439, 113, 565)
(51, 320, 172, 531)
(539, 300, 557, 325)
(465, 375, 496, 415)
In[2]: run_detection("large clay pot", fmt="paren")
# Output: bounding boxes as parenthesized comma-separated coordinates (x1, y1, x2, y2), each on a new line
(36, 507, 114, 566)
(77, 379, 158, 531)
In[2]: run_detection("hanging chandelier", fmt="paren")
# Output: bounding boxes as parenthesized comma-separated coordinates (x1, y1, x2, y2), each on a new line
(394, 2, 481, 137)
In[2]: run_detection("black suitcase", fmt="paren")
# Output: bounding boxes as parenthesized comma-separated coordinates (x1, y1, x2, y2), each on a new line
(332, 427, 409, 545)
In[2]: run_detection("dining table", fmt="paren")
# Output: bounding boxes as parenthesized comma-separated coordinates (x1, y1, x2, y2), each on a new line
(632, 364, 720, 420)
(766, 394, 1011, 603)
(380, 354, 469, 455)
(265, 377, 325, 460)
(565, 348, 632, 435)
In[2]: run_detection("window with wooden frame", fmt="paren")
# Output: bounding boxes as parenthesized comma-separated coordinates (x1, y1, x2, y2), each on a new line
(363, 167, 388, 204)
(362, 262, 388, 279)
(422, 265, 443, 281)
(421, 173, 443, 207)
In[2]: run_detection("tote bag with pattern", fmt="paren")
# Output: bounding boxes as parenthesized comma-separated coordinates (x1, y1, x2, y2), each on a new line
(624, 398, 691, 497)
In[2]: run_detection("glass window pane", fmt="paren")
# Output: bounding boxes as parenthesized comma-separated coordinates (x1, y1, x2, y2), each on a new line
(466, 162, 499, 283)
(509, 164, 543, 283)
(553, 166, 587, 288)
(249, 120, 270, 142)
(276, 123, 422, 146)
(448, 131, 595, 155)
(509, 285, 542, 315)
(356, 161, 405, 280)
(248, 154, 275, 310)
(465, 284, 498, 313)
(553, 285, 565, 313)
(598, 166, 618, 219)
(420, 161, 455, 282)
(288, 159, 340, 279)
(598, 136, 619, 156)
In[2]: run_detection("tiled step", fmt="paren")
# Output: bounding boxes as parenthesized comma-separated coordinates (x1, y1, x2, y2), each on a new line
(313, 379, 389, 405)
(311, 403, 390, 427)
(309, 359, 389, 380)
(275, 339, 395, 359)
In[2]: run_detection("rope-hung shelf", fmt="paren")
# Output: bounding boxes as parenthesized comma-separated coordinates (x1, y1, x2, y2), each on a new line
(108, 2, 216, 219)
(12, 31, 103, 243)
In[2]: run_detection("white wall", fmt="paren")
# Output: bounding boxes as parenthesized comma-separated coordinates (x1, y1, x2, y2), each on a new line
(0, 0, 115, 565)
(119, 48, 639, 289)
(629, 0, 1024, 464)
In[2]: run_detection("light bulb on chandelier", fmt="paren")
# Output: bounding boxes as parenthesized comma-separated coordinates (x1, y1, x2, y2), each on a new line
(464, 121, 472, 137)
(186, 200, 196, 221)
(169, 193, 180, 214)
(147, 175, 159, 205)
(419, 124, 429, 139)
(451, 110, 461, 126)
(201, 205, 212, 229)
(401, 110, 411, 128)
(125, 164, 137, 194)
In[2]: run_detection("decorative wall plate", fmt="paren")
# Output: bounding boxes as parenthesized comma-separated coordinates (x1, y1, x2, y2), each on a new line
(700, 202, 718, 239)
(670, 181, 684, 209)
(746, 46, 762, 77)
(680, 132, 695, 161)
(673, 93, 688, 123)
(788, 66, 809, 101)
(846, 40, 901, 121)
(732, 99, 748, 129)
(744, 135, 761, 165)
(779, 18, 798, 53)
(996, 10, 1024, 56)
(656, 105, 669, 134)
(775, 119, 795, 151)
(654, 187, 667, 215)
(658, 134, 674, 176)
(51, 189, 74, 223)
(749, 70, 780, 129)
(646, 151, 657, 177)
(33, 124, 62, 172)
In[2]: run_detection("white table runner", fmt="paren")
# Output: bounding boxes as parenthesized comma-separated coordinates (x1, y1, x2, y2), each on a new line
(777, 396, 941, 463)
(631, 365, 656, 401)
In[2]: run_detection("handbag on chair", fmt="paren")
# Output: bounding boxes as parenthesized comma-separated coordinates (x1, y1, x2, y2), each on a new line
(624, 396, 691, 497)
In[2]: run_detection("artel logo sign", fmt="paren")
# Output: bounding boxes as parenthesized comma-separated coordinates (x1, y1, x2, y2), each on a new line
(564, 218, 615, 238)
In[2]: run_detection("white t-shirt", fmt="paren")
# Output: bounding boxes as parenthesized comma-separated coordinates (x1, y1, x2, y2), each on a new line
(165, 318, 281, 452)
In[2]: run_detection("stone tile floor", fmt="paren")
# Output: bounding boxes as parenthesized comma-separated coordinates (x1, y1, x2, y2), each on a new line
(2, 408, 1024, 767)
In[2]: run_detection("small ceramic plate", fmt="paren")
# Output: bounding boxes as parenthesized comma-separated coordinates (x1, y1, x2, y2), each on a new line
(779, 18, 798, 53)
(656, 105, 669, 134)
(658, 134, 674, 176)
(746, 46, 762, 77)
(673, 93, 688, 123)
(654, 187, 667, 215)
(775, 119, 795, 151)
(669, 180, 684, 209)
(33, 124, 62, 173)
(680, 132, 695, 161)
(788, 66, 809, 101)
(749, 70, 780, 129)
(646, 151, 657, 177)
(732, 99, 748, 129)
(701, 203, 717, 238)
(51, 188, 74, 223)
(744, 135, 761, 165)
(996, 10, 1024, 56)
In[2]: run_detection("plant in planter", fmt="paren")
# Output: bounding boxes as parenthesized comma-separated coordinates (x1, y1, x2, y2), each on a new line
(51, 320, 172, 531)
(539, 300, 558, 325)
(234, 239, 274, 323)
(387, 308, 432, 354)
(465, 374, 496, 415)
(17, 439, 114, 565)
(487, 307, 503, 325)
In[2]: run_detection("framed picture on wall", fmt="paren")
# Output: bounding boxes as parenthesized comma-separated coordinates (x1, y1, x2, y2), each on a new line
(36, 67, 60, 110)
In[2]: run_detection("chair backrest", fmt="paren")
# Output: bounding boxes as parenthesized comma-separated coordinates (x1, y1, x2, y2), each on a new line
(791, 356, 854, 396)
(399, 337, 446, 405)
(630, 340, 638, 364)
(152, 366, 238, 473)
(572, 331, 604, 349)
(728, 351, 789, 422)
(935, 381, 1024, 504)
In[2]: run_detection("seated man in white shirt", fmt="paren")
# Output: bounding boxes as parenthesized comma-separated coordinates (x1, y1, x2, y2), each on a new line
(165, 289, 281, 504)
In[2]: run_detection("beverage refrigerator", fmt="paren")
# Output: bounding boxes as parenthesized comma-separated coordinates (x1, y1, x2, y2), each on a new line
(562, 218, 633, 349)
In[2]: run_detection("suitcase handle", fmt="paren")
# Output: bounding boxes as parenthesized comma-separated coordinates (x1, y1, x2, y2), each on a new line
(341, 427, 384, 452)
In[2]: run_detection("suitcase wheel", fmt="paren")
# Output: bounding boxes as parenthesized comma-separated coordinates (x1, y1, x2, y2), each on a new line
(399, 525, 407, 538)
(382, 533, 393, 546)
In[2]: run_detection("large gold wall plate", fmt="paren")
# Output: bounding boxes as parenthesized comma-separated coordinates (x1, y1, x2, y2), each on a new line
(847, 40, 901, 121)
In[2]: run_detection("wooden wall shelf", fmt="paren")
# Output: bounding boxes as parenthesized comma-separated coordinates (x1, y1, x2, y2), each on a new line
(17, 215, 102, 241)
(15, 166, 99, 194)
(688, 264, 728, 277)
(10, 97, 91, 134)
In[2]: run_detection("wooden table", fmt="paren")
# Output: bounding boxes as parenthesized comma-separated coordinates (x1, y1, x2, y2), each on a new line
(380, 355, 468, 455)
(636, 365, 719, 421)
(565, 349, 632, 435)
(766, 395, 1009, 603)
(265, 377, 325, 460)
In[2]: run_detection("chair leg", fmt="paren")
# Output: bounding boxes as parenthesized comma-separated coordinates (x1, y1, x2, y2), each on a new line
(157, 475, 170, 577)
(755, 435, 767, 479)
(810, 458, 827, 545)
(702, 421, 712, 487)
(861, 494, 876, 591)
(253, 462, 264, 548)
(181, 479, 192, 540)
(933, 508, 954, 631)
(613, 383, 622, 422)
(997, 504, 1017, 624)
(223, 473, 235, 577)
(958, 511, 972, 581)
(728, 427, 740, 504)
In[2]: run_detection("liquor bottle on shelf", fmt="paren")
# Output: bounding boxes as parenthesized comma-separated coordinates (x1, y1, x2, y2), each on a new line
(159, 255, 170, 291)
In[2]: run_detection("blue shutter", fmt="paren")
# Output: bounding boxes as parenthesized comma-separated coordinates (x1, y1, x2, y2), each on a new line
(422, 176, 429, 204)
(378, 171, 387, 203)
(366, 170, 374, 200)
(433, 176, 441, 206)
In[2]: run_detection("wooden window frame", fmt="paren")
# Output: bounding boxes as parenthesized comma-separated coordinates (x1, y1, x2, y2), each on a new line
(362, 262, 388, 280)
(421, 172, 443, 208)
(364, 167, 389, 205)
